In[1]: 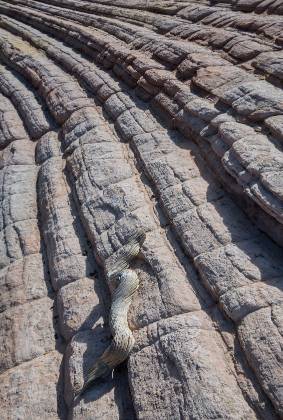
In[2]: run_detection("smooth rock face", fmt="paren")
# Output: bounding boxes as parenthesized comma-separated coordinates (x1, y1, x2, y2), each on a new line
(0, 1, 283, 419)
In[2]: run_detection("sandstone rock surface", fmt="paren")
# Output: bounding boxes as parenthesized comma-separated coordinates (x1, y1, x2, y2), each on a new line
(0, 1, 282, 419)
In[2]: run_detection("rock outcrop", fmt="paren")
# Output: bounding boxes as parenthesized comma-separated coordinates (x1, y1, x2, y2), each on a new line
(0, 1, 282, 419)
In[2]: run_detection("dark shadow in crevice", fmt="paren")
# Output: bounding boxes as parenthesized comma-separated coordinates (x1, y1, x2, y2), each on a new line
(57, 353, 68, 420)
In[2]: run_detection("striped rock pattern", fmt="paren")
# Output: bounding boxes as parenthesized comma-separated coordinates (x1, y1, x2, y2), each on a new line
(0, 1, 282, 419)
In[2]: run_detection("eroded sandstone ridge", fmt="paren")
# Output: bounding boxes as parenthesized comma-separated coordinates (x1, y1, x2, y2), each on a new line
(0, 1, 282, 419)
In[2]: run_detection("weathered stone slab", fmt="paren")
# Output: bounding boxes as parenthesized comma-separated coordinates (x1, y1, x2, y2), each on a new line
(254, 51, 283, 82)
(195, 236, 283, 299)
(0, 64, 51, 139)
(0, 28, 92, 124)
(37, 148, 95, 290)
(0, 220, 41, 269)
(220, 279, 283, 322)
(0, 254, 50, 313)
(129, 312, 256, 419)
(57, 277, 105, 341)
(0, 92, 27, 149)
(238, 306, 283, 416)
(265, 115, 283, 142)
(0, 297, 58, 372)
(0, 351, 64, 420)
(65, 329, 135, 419)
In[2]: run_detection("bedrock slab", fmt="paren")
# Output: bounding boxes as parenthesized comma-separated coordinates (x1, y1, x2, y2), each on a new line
(128, 312, 256, 419)
(0, 351, 64, 420)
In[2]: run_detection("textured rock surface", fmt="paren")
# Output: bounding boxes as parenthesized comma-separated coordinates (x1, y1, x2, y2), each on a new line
(0, 1, 282, 419)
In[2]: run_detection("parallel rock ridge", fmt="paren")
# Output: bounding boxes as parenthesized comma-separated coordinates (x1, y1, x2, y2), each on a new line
(0, 1, 282, 419)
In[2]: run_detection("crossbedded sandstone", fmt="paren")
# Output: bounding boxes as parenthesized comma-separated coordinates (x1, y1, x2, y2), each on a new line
(0, 1, 282, 419)
(0, 91, 65, 416)
(1, 6, 282, 245)
(0, 63, 51, 139)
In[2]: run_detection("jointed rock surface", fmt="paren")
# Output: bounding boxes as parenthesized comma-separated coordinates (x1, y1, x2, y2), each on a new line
(0, 1, 282, 419)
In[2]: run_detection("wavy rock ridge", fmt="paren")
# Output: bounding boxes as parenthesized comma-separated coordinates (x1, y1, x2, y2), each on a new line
(0, 1, 282, 419)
